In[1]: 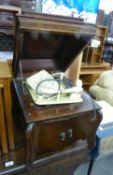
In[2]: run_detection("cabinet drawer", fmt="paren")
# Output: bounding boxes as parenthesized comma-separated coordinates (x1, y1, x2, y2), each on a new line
(35, 114, 90, 155)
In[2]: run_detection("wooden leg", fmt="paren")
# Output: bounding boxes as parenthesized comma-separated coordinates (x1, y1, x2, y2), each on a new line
(26, 123, 36, 169)
(3, 80, 14, 150)
(0, 88, 8, 154)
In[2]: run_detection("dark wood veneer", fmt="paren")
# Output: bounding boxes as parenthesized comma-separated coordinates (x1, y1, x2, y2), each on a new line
(12, 13, 102, 174)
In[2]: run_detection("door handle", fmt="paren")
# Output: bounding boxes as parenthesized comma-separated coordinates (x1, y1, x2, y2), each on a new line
(67, 128, 73, 138)
(60, 132, 66, 141)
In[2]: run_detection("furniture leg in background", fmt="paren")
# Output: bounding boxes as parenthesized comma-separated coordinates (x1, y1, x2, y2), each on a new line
(0, 83, 8, 154)
(0, 61, 14, 155)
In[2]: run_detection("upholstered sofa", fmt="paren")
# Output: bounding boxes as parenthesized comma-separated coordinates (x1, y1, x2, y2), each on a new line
(89, 70, 113, 106)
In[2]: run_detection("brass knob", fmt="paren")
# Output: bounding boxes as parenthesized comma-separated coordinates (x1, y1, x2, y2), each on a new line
(67, 128, 73, 138)
(60, 132, 66, 141)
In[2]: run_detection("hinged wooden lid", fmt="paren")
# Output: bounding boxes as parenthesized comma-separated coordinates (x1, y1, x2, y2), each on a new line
(13, 13, 96, 76)
(17, 13, 96, 34)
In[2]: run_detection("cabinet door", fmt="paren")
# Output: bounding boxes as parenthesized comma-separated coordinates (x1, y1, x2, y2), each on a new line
(36, 120, 70, 153)
(70, 114, 92, 144)
(34, 115, 89, 155)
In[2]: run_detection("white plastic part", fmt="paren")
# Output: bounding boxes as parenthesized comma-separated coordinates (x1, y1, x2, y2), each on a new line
(5, 161, 14, 167)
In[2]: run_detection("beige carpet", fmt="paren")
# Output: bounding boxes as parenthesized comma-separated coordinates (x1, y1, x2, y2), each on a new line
(91, 153, 113, 175)
(74, 152, 113, 175)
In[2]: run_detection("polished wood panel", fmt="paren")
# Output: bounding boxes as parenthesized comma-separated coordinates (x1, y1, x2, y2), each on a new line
(13, 78, 102, 171)
(0, 85, 8, 154)
(0, 62, 14, 154)
(0, 5, 21, 14)
(12, 13, 102, 174)
(13, 13, 96, 76)
(80, 62, 110, 90)
(0, 4, 21, 35)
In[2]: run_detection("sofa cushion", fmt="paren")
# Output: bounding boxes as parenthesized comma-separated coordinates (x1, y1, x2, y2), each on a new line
(89, 70, 113, 106)
(97, 70, 113, 91)
(89, 85, 113, 106)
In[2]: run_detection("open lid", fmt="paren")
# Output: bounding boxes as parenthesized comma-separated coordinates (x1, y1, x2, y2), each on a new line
(13, 13, 96, 77)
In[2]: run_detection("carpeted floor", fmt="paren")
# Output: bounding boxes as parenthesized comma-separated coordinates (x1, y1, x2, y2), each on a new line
(74, 158, 90, 175)
(91, 153, 113, 175)
(74, 152, 113, 175)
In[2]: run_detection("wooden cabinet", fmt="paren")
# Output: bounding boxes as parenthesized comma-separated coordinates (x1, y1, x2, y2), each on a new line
(81, 26, 109, 90)
(11, 13, 103, 174)
(0, 4, 21, 35)
(80, 62, 110, 90)
(13, 78, 102, 173)
(0, 1, 40, 35)
(83, 25, 108, 64)
(92, 25, 108, 63)
(33, 114, 91, 154)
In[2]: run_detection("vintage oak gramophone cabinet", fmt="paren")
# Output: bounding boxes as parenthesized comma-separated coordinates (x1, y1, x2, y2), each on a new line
(12, 13, 102, 174)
